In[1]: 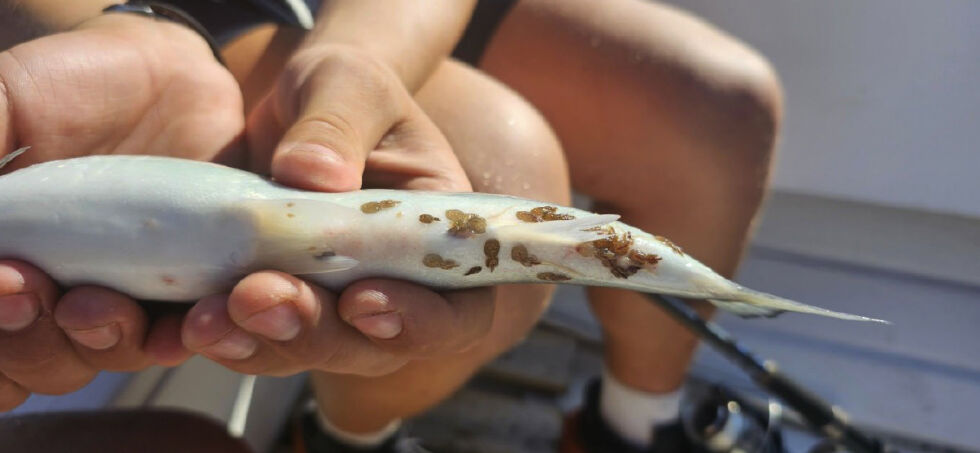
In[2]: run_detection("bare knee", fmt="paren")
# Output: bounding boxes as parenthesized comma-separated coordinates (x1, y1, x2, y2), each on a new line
(682, 42, 784, 166)
(639, 2, 785, 165)
(417, 60, 570, 205)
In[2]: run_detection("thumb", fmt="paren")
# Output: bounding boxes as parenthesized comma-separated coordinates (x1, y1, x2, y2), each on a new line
(268, 53, 408, 192)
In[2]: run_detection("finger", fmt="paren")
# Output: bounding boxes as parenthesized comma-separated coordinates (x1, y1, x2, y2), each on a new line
(0, 261, 96, 395)
(361, 104, 472, 192)
(269, 51, 409, 192)
(144, 314, 193, 367)
(0, 373, 29, 412)
(337, 279, 496, 356)
(54, 286, 152, 372)
(182, 295, 266, 364)
(225, 272, 406, 376)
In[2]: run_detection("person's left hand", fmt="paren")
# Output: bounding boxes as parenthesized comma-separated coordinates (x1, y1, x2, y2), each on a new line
(181, 44, 497, 377)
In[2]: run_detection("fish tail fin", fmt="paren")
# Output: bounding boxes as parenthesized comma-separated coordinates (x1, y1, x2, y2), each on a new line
(709, 288, 889, 323)
(0, 147, 29, 171)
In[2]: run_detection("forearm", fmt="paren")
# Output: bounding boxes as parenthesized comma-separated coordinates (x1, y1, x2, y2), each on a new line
(0, 0, 114, 47)
(301, 0, 475, 91)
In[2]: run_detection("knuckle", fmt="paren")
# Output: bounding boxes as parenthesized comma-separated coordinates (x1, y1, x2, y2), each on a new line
(287, 112, 363, 159)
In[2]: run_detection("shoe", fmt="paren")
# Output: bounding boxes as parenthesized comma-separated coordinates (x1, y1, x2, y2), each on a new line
(292, 403, 430, 453)
(559, 379, 707, 453)
(559, 379, 785, 453)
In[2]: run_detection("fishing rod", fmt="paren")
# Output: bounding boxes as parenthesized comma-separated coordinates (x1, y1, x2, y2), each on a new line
(645, 294, 890, 453)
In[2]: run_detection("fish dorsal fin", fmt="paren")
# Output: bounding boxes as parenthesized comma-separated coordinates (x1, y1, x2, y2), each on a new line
(242, 198, 360, 275)
(494, 213, 620, 243)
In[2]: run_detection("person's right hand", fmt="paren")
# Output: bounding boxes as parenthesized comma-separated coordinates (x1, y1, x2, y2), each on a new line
(0, 13, 244, 411)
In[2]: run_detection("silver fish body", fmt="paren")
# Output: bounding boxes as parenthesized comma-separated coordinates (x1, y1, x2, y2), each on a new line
(0, 155, 885, 322)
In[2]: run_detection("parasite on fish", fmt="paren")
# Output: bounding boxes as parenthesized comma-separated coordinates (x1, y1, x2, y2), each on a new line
(0, 151, 887, 323)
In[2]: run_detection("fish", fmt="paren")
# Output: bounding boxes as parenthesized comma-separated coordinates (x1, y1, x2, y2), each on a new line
(0, 149, 886, 323)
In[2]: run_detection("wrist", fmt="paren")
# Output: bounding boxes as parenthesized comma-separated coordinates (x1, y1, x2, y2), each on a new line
(290, 43, 407, 91)
(283, 44, 406, 99)
(73, 12, 219, 63)
(100, 2, 224, 64)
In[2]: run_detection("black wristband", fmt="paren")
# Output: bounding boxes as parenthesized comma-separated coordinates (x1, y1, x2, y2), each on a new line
(103, 1, 226, 66)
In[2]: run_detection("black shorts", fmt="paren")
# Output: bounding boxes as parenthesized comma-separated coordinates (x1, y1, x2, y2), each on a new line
(164, 0, 517, 66)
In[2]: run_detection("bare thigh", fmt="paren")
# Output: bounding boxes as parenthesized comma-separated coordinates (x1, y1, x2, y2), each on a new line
(222, 29, 573, 422)
(481, 0, 781, 273)
(416, 59, 571, 353)
(310, 61, 574, 427)
(479, 0, 783, 390)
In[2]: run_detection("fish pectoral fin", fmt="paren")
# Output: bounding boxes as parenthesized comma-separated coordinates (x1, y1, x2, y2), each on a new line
(244, 198, 361, 276)
(0, 146, 30, 171)
(710, 288, 890, 323)
(268, 253, 360, 276)
(495, 213, 620, 243)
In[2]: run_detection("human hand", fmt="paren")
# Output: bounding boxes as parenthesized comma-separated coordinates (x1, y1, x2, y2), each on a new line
(181, 45, 497, 377)
(0, 13, 244, 170)
(0, 13, 242, 410)
(245, 44, 470, 192)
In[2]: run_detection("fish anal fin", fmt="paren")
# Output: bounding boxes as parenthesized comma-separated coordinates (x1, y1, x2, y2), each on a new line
(711, 288, 890, 324)
(708, 300, 786, 319)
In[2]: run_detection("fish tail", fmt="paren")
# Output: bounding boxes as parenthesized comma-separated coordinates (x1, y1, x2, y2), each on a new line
(0, 146, 30, 171)
(709, 287, 889, 323)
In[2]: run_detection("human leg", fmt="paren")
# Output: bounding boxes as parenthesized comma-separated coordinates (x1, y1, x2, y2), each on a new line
(308, 58, 570, 434)
(224, 28, 571, 435)
(479, 0, 782, 445)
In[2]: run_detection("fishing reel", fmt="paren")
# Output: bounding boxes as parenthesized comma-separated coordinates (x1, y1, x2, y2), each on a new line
(682, 385, 785, 453)
(649, 294, 893, 453)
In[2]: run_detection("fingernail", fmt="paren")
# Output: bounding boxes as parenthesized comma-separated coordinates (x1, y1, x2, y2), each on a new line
(205, 329, 258, 360)
(351, 312, 402, 340)
(0, 293, 40, 332)
(281, 143, 343, 165)
(240, 304, 301, 341)
(66, 324, 121, 350)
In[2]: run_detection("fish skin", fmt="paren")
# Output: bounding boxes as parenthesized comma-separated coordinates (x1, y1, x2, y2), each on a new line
(0, 154, 887, 323)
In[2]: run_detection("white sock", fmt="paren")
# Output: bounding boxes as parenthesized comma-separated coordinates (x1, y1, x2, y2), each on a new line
(599, 367, 683, 447)
(316, 407, 402, 449)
